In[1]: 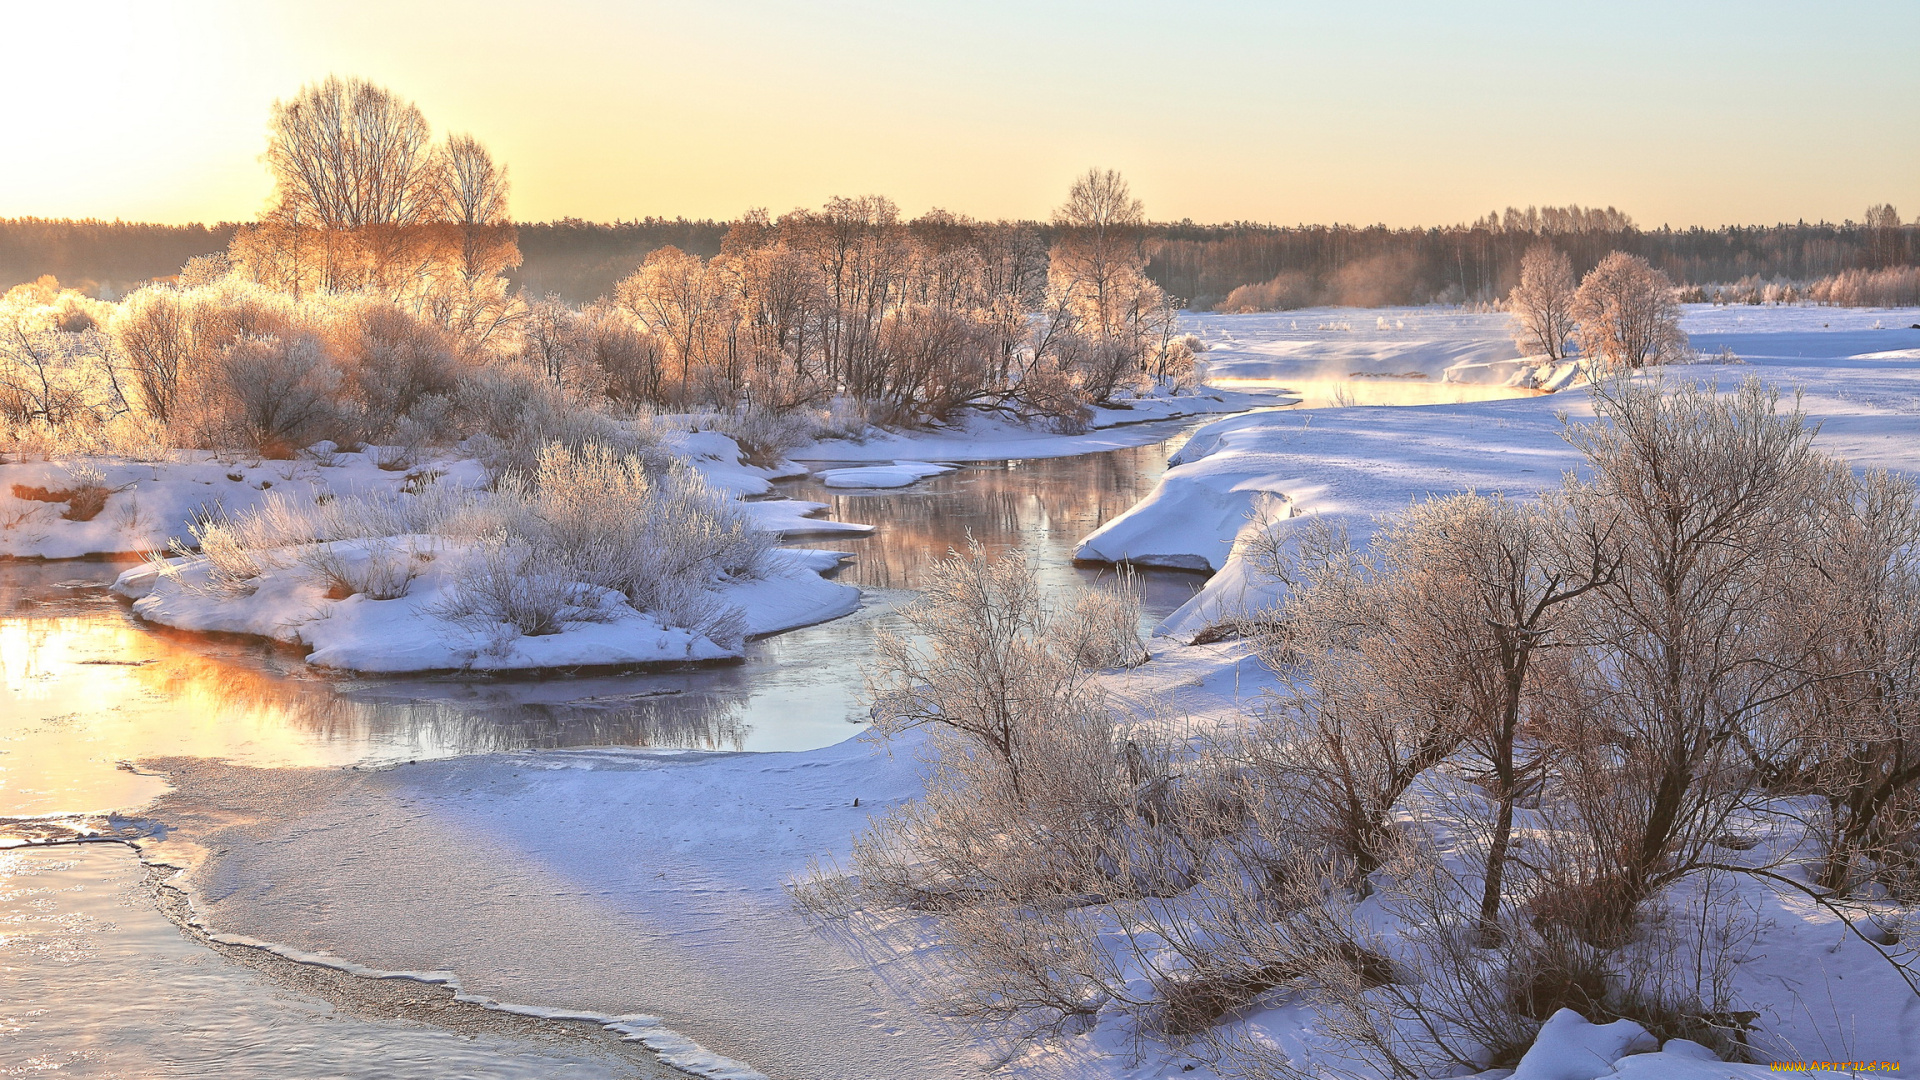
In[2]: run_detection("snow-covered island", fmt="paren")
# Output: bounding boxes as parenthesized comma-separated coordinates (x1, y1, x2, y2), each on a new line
(67, 428, 870, 673)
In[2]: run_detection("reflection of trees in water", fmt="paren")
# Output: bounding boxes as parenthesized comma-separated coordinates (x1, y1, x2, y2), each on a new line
(335, 675, 752, 753)
(142, 654, 756, 755)
(791, 443, 1174, 592)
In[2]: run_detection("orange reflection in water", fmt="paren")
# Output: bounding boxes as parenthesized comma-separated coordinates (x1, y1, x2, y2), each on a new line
(1, 612, 404, 816)
(789, 438, 1207, 612)
(0, 604, 751, 818)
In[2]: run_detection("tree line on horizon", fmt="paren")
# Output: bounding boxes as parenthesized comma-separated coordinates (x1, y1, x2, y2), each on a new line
(3, 208, 1913, 310)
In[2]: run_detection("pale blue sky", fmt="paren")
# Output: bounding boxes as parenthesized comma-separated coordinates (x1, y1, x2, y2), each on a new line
(1, 0, 1912, 226)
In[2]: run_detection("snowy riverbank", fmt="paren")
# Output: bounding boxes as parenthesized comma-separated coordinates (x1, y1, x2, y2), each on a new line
(91, 305, 1920, 1079)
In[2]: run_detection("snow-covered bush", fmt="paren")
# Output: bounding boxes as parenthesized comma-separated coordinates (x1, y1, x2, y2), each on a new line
(450, 364, 667, 478)
(1055, 568, 1148, 670)
(480, 441, 770, 641)
(434, 537, 614, 637)
(1, 279, 126, 457)
(299, 537, 428, 601)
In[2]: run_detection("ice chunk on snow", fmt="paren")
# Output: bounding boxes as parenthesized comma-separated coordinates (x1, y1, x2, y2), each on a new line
(816, 461, 956, 488)
(740, 498, 874, 537)
(1512, 1009, 1657, 1080)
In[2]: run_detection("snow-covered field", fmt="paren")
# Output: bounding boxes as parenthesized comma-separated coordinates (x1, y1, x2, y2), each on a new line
(1086, 305, 1920, 639)
(45, 304, 1920, 1079)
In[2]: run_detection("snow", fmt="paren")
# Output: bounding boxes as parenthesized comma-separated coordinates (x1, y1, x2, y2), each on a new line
(816, 461, 956, 488)
(738, 497, 875, 538)
(1496, 1014, 1861, 1079)
(1190, 306, 1528, 384)
(791, 386, 1296, 463)
(1510, 1010, 1657, 1080)
(1080, 305, 1920, 640)
(112, 542, 858, 674)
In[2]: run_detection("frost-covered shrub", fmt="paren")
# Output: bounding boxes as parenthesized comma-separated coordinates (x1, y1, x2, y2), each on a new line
(814, 543, 1210, 1036)
(450, 365, 666, 478)
(333, 300, 468, 441)
(1808, 266, 1920, 307)
(160, 437, 770, 646)
(298, 537, 428, 600)
(494, 441, 769, 641)
(1055, 569, 1148, 669)
(688, 405, 816, 466)
(204, 332, 349, 456)
(1, 281, 126, 455)
(435, 537, 614, 637)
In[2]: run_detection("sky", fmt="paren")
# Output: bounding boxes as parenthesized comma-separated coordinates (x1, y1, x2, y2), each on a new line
(1, 0, 1914, 229)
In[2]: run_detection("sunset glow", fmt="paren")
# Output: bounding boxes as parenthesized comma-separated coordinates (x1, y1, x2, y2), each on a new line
(2, 0, 1915, 227)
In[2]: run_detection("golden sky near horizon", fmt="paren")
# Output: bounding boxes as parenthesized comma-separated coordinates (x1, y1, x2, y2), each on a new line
(1, 0, 1915, 228)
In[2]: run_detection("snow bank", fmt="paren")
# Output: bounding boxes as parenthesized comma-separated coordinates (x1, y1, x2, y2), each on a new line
(1078, 395, 1581, 630)
(816, 461, 956, 488)
(738, 498, 875, 538)
(2, 430, 858, 560)
(1510, 1010, 1657, 1080)
(114, 543, 857, 673)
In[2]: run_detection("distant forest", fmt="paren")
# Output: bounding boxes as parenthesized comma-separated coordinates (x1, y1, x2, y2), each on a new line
(5, 210, 1914, 309)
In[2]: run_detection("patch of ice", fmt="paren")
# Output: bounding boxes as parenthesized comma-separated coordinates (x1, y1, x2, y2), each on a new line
(816, 461, 956, 488)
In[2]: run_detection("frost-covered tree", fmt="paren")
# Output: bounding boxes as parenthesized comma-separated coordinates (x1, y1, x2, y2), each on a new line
(1571, 251, 1689, 370)
(229, 77, 519, 329)
(1508, 243, 1577, 361)
(1051, 169, 1148, 344)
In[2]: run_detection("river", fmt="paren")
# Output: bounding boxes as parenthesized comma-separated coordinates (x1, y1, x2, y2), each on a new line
(0, 419, 1217, 1078)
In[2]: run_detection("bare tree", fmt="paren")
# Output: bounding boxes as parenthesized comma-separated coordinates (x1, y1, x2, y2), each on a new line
(430, 133, 520, 340)
(1547, 376, 1837, 942)
(1508, 243, 1577, 361)
(260, 77, 439, 293)
(1864, 203, 1907, 270)
(1571, 252, 1690, 370)
(265, 76, 438, 232)
(1051, 169, 1149, 343)
(1794, 468, 1920, 894)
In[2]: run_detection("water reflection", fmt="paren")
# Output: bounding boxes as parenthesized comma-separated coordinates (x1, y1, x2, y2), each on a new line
(0, 419, 1215, 818)
(787, 441, 1211, 615)
(0, 609, 758, 816)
